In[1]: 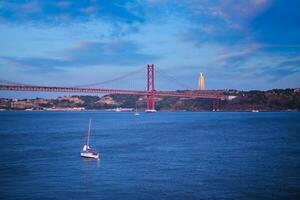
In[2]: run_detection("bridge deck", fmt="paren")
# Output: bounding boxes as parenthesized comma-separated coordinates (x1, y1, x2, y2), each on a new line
(0, 85, 226, 100)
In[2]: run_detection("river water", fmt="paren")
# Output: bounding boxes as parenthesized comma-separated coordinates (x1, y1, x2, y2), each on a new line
(0, 111, 299, 199)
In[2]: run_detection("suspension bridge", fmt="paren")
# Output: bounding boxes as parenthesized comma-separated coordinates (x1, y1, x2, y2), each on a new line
(0, 64, 227, 111)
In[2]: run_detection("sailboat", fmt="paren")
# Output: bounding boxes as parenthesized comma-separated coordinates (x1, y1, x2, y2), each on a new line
(80, 118, 99, 159)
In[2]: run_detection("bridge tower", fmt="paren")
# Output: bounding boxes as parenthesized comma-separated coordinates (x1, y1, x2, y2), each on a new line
(146, 64, 156, 112)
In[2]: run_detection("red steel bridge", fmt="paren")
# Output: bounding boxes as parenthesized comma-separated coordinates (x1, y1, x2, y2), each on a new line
(0, 64, 227, 111)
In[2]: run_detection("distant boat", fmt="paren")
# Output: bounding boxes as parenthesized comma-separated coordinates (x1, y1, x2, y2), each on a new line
(80, 118, 99, 160)
(134, 112, 140, 116)
(134, 105, 140, 116)
(251, 110, 259, 112)
(145, 109, 157, 113)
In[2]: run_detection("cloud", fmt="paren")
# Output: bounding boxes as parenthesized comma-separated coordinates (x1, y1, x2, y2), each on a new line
(55, 1, 72, 9)
(1, 41, 160, 72)
(259, 56, 300, 79)
(1, 0, 300, 91)
(20, 1, 41, 13)
(0, 0, 144, 24)
(1, 57, 66, 71)
(177, 0, 270, 45)
(178, 0, 300, 49)
(197, 43, 300, 83)
(215, 44, 262, 61)
(64, 41, 160, 65)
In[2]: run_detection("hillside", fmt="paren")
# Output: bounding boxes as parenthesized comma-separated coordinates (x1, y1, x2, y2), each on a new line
(0, 89, 299, 111)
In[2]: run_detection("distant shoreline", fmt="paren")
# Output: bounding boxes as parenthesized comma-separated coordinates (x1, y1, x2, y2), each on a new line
(0, 109, 299, 113)
(1, 89, 299, 112)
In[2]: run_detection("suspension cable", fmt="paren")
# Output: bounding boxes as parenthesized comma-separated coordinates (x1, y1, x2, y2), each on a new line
(0, 79, 33, 86)
(73, 67, 145, 88)
(155, 67, 193, 90)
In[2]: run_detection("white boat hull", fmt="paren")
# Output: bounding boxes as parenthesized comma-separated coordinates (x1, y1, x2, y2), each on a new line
(145, 109, 157, 113)
(81, 152, 99, 159)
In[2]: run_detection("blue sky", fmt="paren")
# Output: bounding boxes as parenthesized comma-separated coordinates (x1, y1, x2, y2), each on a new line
(0, 0, 300, 98)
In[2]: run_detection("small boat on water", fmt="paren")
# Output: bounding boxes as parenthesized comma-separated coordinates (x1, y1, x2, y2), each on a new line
(145, 109, 157, 113)
(80, 118, 99, 160)
(134, 105, 140, 116)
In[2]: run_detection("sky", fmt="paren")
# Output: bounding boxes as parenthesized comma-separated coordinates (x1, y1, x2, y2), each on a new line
(0, 0, 300, 98)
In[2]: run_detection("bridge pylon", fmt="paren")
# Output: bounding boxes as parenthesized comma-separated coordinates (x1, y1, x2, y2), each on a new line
(145, 64, 156, 112)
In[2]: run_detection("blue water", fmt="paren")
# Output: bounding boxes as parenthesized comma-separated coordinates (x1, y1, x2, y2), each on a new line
(0, 112, 300, 200)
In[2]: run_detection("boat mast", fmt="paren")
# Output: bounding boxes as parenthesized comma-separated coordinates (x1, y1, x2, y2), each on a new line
(135, 102, 138, 113)
(87, 118, 91, 146)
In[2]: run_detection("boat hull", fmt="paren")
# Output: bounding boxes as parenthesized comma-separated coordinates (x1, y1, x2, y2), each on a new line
(145, 109, 157, 113)
(80, 152, 99, 159)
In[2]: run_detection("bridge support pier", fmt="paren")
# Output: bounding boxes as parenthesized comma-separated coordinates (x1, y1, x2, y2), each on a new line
(146, 64, 156, 112)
